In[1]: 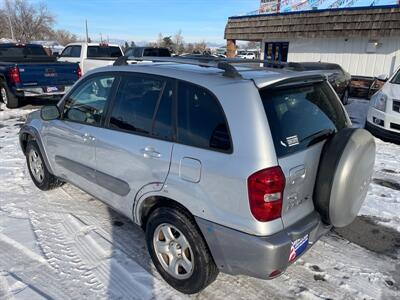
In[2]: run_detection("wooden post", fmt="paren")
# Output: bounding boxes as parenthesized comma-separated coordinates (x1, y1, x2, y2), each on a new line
(226, 39, 236, 58)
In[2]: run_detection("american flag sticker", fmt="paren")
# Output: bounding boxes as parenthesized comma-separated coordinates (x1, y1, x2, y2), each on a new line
(289, 234, 309, 262)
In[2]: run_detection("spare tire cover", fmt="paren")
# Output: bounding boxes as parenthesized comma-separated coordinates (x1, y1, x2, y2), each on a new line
(314, 128, 376, 228)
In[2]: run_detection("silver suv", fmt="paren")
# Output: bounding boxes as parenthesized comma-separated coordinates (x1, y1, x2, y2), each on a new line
(19, 57, 376, 294)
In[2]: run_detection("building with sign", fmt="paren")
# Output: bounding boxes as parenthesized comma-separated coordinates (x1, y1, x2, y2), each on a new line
(225, 2, 400, 77)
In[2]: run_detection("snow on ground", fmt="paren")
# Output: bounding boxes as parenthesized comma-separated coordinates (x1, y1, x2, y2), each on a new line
(0, 99, 399, 299)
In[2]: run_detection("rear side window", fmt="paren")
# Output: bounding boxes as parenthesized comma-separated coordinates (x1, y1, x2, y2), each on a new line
(87, 46, 122, 58)
(109, 76, 173, 140)
(260, 82, 347, 157)
(177, 82, 231, 152)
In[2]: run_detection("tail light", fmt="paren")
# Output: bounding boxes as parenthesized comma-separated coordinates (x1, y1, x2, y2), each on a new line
(77, 65, 82, 79)
(8, 67, 21, 84)
(248, 166, 285, 222)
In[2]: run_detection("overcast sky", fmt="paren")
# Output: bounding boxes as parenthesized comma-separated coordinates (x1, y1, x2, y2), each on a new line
(28, 0, 258, 45)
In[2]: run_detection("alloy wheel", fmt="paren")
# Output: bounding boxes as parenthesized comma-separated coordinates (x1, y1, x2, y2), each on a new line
(153, 223, 194, 280)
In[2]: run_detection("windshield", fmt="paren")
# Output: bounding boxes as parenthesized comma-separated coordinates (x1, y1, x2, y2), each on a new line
(0, 44, 48, 57)
(87, 46, 122, 58)
(391, 69, 400, 84)
(260, 81, 348, 157)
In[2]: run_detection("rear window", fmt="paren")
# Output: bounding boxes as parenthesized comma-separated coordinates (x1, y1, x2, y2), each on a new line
(260, 82, 347, 157)
(87, 46, 122, 58)
(0, 44, 47, 57)
(143, 48, 171, 57)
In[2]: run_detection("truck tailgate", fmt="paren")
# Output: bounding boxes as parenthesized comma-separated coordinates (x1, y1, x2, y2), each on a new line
(17, 62, 78, 87)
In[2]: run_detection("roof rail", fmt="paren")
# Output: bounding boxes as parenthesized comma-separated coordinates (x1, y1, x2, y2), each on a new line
(113, 56, 305, 78)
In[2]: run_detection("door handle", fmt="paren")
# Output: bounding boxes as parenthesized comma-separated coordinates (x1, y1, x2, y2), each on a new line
(141, 146, 161, 159)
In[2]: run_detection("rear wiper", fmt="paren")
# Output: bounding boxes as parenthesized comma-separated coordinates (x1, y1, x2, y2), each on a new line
(300, 129, 335, 147)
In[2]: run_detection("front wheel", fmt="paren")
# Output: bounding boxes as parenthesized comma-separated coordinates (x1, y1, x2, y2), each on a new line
(145, 207, 218, 294)
(26, 140, 64, 190)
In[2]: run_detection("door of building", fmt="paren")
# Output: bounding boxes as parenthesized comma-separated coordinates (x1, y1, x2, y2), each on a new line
(264, 42, 289, 64)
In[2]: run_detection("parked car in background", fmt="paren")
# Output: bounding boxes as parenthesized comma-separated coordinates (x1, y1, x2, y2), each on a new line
(237, 52, 256, 59)
(0, 43, 80, 108)
(293, 62, 351, 104)
(366, 66, 400, 143)
(124, 47, 171, 58)
(58, 42, 123, 75)
(20, 57, 375, 294)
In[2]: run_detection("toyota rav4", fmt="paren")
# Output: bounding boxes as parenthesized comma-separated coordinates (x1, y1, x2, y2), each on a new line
(19, 57, 376, 294)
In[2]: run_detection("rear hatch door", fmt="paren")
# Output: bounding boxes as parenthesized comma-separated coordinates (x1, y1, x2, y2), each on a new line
(258, 78, 350, 228)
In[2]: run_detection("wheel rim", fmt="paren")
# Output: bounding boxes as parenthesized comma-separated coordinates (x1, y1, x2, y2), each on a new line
(1, 88, 8, 105)
(28, 149, 45, 183)
(153, 223, 194, 280)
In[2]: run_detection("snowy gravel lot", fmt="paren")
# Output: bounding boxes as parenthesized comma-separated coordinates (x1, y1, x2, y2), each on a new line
(0, 98, 399, 299)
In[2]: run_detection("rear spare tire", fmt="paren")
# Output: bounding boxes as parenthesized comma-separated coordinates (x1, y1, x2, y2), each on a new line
(314, 128, 375, 228)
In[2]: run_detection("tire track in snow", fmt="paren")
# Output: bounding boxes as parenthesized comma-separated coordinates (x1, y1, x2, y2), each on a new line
(30, 188, 183, 300)
(0, 232, 94, 300)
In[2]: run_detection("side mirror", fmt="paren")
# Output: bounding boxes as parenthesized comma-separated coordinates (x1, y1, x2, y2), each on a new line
(41, 105, 60, 121)
(375, 74, 388, 82)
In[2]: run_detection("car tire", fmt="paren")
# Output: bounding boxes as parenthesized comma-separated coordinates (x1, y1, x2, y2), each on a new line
(0, 82, 20, 109)
(313, 128, 375, 227)
(341, 88, 349, 105)
(145, 207, 219, 294)
(26, 140, 64, 191)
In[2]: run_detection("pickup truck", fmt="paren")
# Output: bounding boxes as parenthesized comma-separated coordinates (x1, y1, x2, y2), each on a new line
(0, 43, 80, 108)
(58, 42, 123, 75)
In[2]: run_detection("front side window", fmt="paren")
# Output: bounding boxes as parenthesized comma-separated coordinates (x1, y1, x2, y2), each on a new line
(177, 82, 231, 152)
(109, 75, 173, 139)
(70, 46, 82, 58)
(63, 75, 115, 125)
(391, 69, 400, 85)
(60, 46, 72, 57)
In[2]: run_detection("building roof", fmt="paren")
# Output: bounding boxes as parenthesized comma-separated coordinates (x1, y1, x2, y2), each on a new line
(225, 6, 400, 41)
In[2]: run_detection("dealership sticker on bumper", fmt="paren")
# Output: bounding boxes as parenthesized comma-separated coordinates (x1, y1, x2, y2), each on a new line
(46, 86, 59, 93)
(289, 234, 309, 262)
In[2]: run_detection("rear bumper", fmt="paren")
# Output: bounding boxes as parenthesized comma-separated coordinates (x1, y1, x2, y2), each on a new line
(196, 211, 331, 280)
(14, 85, 73, 98)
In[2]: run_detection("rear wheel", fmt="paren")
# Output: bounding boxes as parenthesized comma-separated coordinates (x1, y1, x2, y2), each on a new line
(0, 82, 20, 108)
(26, 140, 64, 191)
(145, 207, 218, 294)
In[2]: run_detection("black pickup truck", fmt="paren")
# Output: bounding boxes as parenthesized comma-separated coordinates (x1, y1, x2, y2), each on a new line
(0, 43, 80, 108)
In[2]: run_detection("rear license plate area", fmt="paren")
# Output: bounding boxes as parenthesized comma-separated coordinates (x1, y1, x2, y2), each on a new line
(289, 234, 309, 262)
(45, 86, 59, 93)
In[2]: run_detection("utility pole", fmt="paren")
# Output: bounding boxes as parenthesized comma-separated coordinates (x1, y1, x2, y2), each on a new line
(100, 33, 103, 42)
(85, 19, 89, 42)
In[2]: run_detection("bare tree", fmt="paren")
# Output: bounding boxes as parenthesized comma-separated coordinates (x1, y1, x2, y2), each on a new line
(51, 29, 78, 46)
(3, 0, 55, 42)
(193, 41, 207, 53)
(173, 30, 184, 54)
